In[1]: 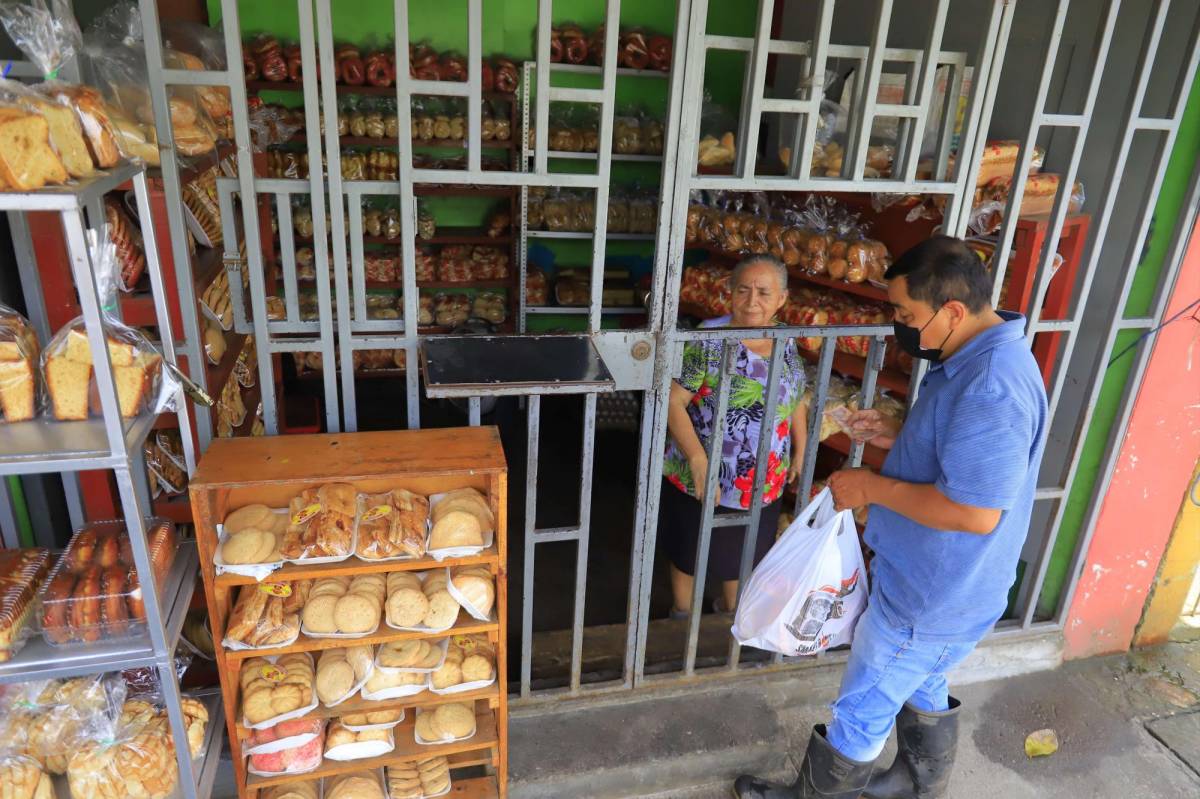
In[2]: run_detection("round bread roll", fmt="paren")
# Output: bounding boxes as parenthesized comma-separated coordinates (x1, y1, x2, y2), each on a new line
(380, 639, 428, 668)
(334, 593, 380, 634)
(430, 511, 483, 550)
(357, 728, 390, 743)
(345, 645, 374, 680)
(387, 571, 422, 591)
(423, 591, 460, 629)
(225, 504, 272, 533)
(342, 713, 368, 726)
(418, 645, 444, 669)
(423, 774, 451, 796)
(432, 703, 474, 739)
(302, 595, 339, 633)
(461, 653, 494, 683)
(317, 659, 355, 705)
(222, 529, 274, 564)
(325, 726, 357, 749)
(430, 659, 462, 689)
(327, 774, 385, 799)
(414, 712, 440, 742)
(367, 709, 402, 724)
(270, 683, 304, 714)
(452, 574, 495, 616)
(386, 587, 429, 628)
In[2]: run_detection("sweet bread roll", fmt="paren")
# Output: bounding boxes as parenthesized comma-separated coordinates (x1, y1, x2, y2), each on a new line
(386, 587, 428, 628)
(423, 590, 460, 629)
(225, 504, 273, 533)
(461, 653, 494, 683)
(429, 511, 483, 550)
(451, 573, 495, 617)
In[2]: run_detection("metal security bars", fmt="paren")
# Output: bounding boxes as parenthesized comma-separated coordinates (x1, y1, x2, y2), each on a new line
(132, 0, 1200, 709)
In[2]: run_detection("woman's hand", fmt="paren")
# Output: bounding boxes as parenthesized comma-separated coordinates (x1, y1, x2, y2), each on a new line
(689, 453, 721, 505)
(846, 408, 902, 450)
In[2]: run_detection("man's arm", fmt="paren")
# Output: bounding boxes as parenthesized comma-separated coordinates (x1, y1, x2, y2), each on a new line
(827, 469, 1000, 534)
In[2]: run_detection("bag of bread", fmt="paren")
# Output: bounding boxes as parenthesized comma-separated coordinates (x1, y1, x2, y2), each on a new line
(106, 195, 146, 292)
(446, 566, 496, 621)
(413, 702, 477, 745)
(427, 488, 493, 559)
(40, 232, 178, 423)
(247, 728, 324, 777)
(222, 581, 305, 651)
(696, 92, 736, 169)
(355, 489, 429, 561)
(244, 718, 324, 758)
(240, 653, 319, 730)
(0, 304, 42, 424)
(162, 19, 232, 138)
(214, 503, 287, 580)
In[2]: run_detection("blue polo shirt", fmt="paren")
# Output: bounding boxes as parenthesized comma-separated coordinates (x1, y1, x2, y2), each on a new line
(864, 312, 1047, 641)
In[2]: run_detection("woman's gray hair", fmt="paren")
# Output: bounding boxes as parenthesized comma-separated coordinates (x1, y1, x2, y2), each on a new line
(732, 255, 789, 294)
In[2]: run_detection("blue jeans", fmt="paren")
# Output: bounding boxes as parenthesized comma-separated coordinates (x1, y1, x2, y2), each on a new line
(825, 601, 979, 762)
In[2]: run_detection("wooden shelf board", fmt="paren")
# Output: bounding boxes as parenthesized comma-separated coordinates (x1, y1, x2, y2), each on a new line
(244, 705, 498, 789)
(214, 546, 499, 588)
(223, 608, 497, 661)
(235, 685, 501, 735)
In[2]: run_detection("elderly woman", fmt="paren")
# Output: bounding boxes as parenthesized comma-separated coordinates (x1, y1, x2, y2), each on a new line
(661, 255, 808, 617)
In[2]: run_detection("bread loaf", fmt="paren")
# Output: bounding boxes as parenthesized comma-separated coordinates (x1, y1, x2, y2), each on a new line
(0, 310, 38, 423)
(23, 95, 95, 178)
(44, 86, 120, 169)
(0, 108, 68, 191)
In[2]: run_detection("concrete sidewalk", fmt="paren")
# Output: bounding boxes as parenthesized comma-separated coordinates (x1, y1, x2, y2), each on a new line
(510, 639, 1200, 798)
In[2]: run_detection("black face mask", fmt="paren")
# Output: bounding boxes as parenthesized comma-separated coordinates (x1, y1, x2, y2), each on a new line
(893, 306, 953, 362)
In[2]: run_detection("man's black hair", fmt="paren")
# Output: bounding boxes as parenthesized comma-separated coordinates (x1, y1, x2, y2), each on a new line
(884, 235, 993, 313)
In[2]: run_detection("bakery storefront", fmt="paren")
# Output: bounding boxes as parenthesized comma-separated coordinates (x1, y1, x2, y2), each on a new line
(0, 1, 1197, 798)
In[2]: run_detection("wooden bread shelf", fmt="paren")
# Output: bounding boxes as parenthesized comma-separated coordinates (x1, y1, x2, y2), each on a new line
(215, 546, 499, 588)
(223, 608, 498, 660)
(245, 702, 498, 789)
(189, 428, 509, 798)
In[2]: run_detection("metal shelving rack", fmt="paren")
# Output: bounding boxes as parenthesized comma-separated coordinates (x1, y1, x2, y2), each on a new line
(0, 163, 224, 799)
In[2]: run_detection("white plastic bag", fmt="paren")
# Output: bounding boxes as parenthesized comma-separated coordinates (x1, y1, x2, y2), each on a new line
(732, 488, 867, 656)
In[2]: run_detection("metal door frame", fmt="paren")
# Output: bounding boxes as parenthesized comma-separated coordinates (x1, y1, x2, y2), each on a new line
(134, 0, 1200, 708)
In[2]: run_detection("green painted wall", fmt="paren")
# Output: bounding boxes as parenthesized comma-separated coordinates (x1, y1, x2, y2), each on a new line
(1037, 73, 1200, 618)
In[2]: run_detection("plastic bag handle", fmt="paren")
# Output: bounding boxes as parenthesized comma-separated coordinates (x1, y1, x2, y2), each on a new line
(794, 487, 836, 529)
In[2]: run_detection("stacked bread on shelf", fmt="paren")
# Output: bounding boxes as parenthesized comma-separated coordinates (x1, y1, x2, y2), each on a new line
(0, 307, 39, 423)
(44, 328, 162, 421)
(302, 575, 385, 635)
(430, 488, 492, 550)
(356, 489, 429, 560)
(430, 634, 496, 690)
(283, 483, 357, 560)
(240, 653, 316, 725)
(225, 579, 310, 648)
(315, 645, 374, 705)
(388, 755, 452, 798)
(385, 571, 457, 630)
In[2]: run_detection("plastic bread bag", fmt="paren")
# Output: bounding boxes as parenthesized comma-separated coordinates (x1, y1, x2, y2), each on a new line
(640, 108, 664, 155)
(0, 0, 114, 184)
(249, 104, 304, 153)
(162, 19, 232, 135)
(142, 437, 186, 496)
(83, 2, 217, 159)
(245, 718, 325, 758)
(0, 303, 42, 424)
(613, 107, 642, 155)
(222, 579, 306, 652)
(0, 548, 51, 664)
(247, 727, 325, 777)
(413, 702, 477, 745)
(696, 92, 736, 167)
(41, 232, 178, 422)
(105, 195, 146, 292)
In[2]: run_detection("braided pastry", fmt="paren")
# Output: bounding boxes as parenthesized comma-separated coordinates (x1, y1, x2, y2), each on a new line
(365, 52, 392, 86)
(411, 44, 439, 80)
(259, 53, 287, 82)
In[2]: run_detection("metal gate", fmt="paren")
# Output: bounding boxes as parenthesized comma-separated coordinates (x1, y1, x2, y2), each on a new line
(136, 0, 1200, 705)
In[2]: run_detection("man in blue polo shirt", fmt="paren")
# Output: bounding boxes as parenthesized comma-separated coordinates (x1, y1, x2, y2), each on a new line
(735, 236, 1048, 799)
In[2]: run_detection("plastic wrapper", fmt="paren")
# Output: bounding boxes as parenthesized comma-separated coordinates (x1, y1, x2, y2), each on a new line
(241, 653, 318, 729)
(106, 196, 146, 292)
(470, 292, 507, 325)
(39, 518, 176, 646)
(0, 754, 54, 797)
(696, 93, 736, 168)
(0, 548, 51, 662)
(0, 304, 41, 423)
(543, 190, 572, 232)
(326, 770, 388, 799)
(3, 675, 127, 778)
(418, 296, 435, 327)
(388, 758, 452, 799)
(119, 651, 192, 699)
(245, 718, 325, 758)
(433, 294, 470, 328)
(223, 580, 309, 650)
(355, 489, 429, 561)
(613, 114, 641, 154)
(315, 645, 374, 707)
(42, 234, 176, 421)
(526, 268, 548, 306)
(247, 722, 325, 776)
(249, 104, 303, 152)
(143, 430, 186, 496)
(428, 634, 496, 694)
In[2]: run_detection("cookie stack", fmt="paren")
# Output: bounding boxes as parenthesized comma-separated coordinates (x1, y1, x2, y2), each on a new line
(220, 504, 287, 565)
(301, 575, 384, 635)
(385, 571, 460, 630)
(415, 702, 476, 743)
(430, 634, 496, 690)
(387, 755, 451, 798)
(377, 638, 444, 671)
(240, 654, 315, 725)
(225, 580, 311, 648)
(315, 645, 374, 705)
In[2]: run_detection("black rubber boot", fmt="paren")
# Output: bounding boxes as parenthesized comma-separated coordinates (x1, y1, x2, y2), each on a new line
(863, 697, 961, 799)
(733, 725, 876, 799)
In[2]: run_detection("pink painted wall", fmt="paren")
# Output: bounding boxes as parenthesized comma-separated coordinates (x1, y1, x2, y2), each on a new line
(1064, 217, 1200, 659)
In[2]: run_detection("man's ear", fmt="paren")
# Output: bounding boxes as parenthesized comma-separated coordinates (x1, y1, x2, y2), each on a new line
(944, 300, 970, 327)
